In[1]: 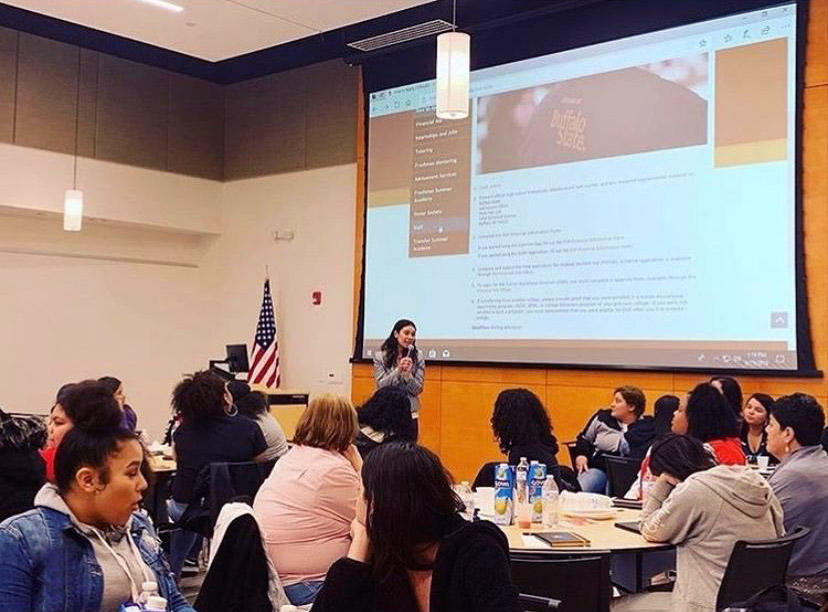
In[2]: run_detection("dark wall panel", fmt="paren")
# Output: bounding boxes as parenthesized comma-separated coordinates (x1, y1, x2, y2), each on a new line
(305, 60, 358, 169)
(0, 27, 17, 143)
(15, 34, 79, 154)
(168, 74, 224, 180)
(224, 68, 305, 180)
(77, 49, 99, 159)
(96, 55, 168, 171)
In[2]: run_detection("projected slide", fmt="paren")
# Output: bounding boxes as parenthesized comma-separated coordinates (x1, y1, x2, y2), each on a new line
(363, 3, 799, 371)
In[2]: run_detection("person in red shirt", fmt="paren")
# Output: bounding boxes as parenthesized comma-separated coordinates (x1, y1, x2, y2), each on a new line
(39, 384, 77, 482)
(672, 382, 746, 465)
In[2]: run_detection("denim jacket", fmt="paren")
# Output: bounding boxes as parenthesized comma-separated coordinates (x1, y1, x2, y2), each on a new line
(0, 489, 193, 612)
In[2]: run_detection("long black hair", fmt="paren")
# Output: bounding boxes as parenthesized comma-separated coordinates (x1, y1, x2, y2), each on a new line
(491, 388, 558, 455)
(380, 319, 416, 370)
(357, 386, 415, 441)
(362, 441, 463, 583)
(686, 382, 739, 442)
(710, 376, 743, 421)
(652, 394, 680, 439)
(649, 433, 717, 481)
(54, 380, 137, 494)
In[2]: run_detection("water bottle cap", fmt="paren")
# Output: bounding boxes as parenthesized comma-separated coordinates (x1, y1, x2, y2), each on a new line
(145, 595, 167, 611)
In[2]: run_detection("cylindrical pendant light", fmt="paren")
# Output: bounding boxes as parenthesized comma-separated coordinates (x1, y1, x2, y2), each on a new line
(64, 47, 83, 232)
(436, 31, 470, 120)
(63, 190, 83, 231)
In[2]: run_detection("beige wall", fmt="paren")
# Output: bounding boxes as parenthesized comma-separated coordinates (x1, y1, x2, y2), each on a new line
(0, 142, 356, 439)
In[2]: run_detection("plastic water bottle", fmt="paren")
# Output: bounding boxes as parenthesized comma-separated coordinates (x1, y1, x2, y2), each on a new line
(457, 481, 475, 521)
(137, 581, 158, 608)
(542, 475, 559, 528)
(515, 457, 531, 528)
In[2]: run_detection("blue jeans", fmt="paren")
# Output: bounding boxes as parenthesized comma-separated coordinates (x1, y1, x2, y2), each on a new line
(578, 467, 609, 494)
(167, 499, 200, 579)
(284, 580, 325, 605)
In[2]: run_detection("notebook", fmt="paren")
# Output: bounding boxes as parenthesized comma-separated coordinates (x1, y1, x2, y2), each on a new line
(614, 521, 641, 534)
(531, 531, 591, 548)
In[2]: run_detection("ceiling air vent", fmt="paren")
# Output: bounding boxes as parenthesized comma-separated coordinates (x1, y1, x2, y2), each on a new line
(347, 19, 454, 52)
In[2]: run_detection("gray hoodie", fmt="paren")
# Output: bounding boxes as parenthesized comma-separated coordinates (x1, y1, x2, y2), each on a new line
(640, 466, 784, 612)
(35, 484, 154, 611)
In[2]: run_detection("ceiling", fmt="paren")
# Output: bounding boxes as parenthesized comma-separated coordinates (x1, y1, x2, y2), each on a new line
(0, 0, 435, 61)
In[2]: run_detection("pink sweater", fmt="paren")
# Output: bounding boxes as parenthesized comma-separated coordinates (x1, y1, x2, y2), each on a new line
(253, 445, 359, 585)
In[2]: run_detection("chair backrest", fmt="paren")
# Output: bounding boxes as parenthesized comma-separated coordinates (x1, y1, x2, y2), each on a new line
(511, 553, 612, 612)
(472, 461, 499, 489)
(604, 456, 642, 497)
(564, 442, 579, 470)
(715, 526, 811, 611)
(208, 459, 277, 531)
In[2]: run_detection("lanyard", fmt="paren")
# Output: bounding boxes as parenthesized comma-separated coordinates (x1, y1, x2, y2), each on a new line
(91, 527, 154, 603)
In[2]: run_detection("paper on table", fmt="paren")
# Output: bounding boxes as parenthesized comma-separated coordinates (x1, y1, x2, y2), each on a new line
(520, 534, 552, 549)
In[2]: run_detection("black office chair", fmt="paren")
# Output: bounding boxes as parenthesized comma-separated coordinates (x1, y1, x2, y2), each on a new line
(511, 552, 612, 612)
(563, 441, 579, 470)
(472, 460, 499, 489)
(604, 456, 642, 498)
(715, 526, 811, 611)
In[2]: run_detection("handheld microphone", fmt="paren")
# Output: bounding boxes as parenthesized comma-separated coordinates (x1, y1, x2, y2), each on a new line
(407, 345, 415, 359)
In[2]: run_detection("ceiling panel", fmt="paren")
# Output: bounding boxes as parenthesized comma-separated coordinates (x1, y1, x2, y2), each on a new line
(0, 0, 434, 61)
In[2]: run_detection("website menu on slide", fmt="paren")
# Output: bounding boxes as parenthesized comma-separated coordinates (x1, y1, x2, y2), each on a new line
(363, 3, 799, 370)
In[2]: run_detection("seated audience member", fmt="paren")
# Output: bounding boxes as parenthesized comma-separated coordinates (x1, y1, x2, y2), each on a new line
(767, 393, 828, 605)
(0, 409, 46, 522)
(168, 371, 267, 577)
(354, 386, 415, 458)
(574, 386, 649, 493)
(0, 381, 193, 612)
(488, 388, 578, 491)
(624, 394, 680, 500)
(672, 382, 746, 465)
(312, 441, 521, 612)
(254, 394, 361, 606)
(740, 393, 777, 464)
(228, 381, 288, 461)
(710, 376, 744, 423)
(98, 376, 138, 432)
(821, 427, 828, 454)
(40, 383, 82, 482)
(635, 434, 783, 612)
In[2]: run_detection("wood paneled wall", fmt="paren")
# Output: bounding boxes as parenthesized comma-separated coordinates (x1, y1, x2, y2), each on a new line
(351, 2, 828, 482)
(0, 27, 358, 182)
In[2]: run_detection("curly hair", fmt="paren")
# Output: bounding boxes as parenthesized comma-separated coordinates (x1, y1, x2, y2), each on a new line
(686, 382, 739, 442)
(357, 386, 415, 441)
(171, 370, 227, 425)
(490, 388, 558, 455)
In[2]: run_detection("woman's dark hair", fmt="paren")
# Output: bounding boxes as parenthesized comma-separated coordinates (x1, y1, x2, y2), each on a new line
(491, 388, 558, 455)
(710, 376, 743, 420)
(357, 386, 415, 441)
(97, 376, 122, 396)
(171, 370, 227, 425)
(614, 385, 646, 417)
(362, 441, 463, 582)
(55, 383, 76, 406)
(54, 380, 137, 493)
(652, 395, 680, 438)
(380, 319, 416, 370)
(686, 382, 740, 442)
(649, 433, 717, 481)
(228, 381, 268, 417)
(770, 393, 826, 447)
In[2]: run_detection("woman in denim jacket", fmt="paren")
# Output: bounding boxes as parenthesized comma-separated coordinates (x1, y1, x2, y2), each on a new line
(0, 381, 193, 612)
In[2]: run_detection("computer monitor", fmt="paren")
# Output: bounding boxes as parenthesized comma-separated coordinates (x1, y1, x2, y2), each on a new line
(226, 344, 249, 373)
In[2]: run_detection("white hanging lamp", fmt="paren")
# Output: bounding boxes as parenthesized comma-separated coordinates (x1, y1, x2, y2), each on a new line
(64, 48, 83, 232)
(435, 0, 469, 120)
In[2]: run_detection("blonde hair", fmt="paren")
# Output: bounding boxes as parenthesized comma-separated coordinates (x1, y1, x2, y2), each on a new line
(293, 393, 358, 452)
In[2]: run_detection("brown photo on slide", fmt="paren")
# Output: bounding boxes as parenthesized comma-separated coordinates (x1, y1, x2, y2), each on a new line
(476, 53, 709, 174)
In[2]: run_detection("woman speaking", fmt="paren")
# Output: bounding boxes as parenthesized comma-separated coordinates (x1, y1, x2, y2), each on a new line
(373, 319, 425, 439)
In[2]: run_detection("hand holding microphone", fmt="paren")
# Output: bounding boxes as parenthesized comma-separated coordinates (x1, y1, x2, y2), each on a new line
(399, 345, 415, 373)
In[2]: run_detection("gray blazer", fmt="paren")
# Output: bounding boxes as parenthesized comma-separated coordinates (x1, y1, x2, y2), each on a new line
(372, 349, 425, 417)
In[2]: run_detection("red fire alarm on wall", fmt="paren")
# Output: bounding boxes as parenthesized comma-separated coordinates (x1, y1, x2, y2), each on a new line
(312, 290, 322, 305)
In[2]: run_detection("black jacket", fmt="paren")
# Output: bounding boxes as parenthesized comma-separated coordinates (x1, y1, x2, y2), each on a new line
(0, 410, 47, 522)
(194, 512, 272, 612)
(623, 416, 657, 460)
(311, 515, 521, 612)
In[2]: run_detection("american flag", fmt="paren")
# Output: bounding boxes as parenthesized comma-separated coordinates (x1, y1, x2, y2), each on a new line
(248, 278, 281, 388)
